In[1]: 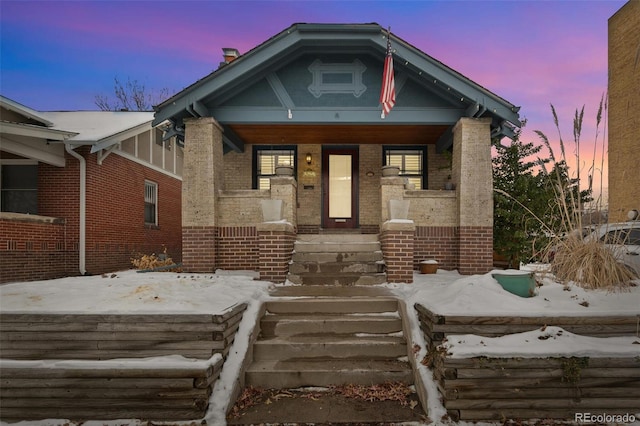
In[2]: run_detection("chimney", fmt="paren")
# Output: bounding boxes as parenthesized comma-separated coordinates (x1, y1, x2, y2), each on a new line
(222, 48, 240, 64)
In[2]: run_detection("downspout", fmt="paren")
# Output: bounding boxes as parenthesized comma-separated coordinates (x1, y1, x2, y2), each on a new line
(65, 144, 87, 275)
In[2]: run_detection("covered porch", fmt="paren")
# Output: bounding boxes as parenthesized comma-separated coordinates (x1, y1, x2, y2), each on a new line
(152, 23, 521, 282)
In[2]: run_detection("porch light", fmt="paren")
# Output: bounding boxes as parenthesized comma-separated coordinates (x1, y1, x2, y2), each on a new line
(306, 153, 312, 165)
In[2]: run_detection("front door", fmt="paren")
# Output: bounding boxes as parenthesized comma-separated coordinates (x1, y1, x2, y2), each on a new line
(322, 146, 358, 229)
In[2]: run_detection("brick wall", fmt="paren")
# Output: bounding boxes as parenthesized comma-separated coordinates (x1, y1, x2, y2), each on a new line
(380, 221, 415, 283)
(182, 226, 216, 273)
(0, 216, 76, 284)
(608, 1, 640, 222)
(216, 226, 259, 270)
(414, 226, 458, 270)
(83, 150, 182, 273)
(458, 226, 493, 275)
(2, 147, 182, 282)
(257, 222, 296, 283)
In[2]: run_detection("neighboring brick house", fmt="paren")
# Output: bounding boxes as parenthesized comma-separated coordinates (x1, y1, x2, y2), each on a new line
(0, 96, 183, 284)
(153, 23, 521, 282)
(608, 0, 639, 222)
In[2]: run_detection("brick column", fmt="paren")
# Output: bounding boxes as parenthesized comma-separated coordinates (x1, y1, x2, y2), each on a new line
(257, 221, 295, 283)
(452, 117, 493, 274)
(380, 220, 415, 283)
(181, 117, 224, 273)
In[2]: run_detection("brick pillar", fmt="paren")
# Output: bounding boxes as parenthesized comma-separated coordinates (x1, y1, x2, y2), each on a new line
(453, 117, 493, 274)
(380, 220, 415, 283)
(257, 221, 295, 283)
(181, 117, 224, 273)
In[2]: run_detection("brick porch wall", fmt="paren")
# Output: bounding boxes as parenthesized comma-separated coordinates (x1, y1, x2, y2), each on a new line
(182, 226, 216, 273)
(257, 223, 296, 283)
(458, 226, 493, 275)
(216, 226, 259, 270)
(414, 226, 459, 271)
(380, 222, 414, 283)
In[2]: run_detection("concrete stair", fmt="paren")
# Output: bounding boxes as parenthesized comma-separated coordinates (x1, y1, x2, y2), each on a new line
(245, 294, 413, 389)
(287, 234, 386, 285)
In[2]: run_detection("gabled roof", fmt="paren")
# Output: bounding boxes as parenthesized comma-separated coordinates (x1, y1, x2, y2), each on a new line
(153, 23, 521, 147)
(0, 95, 55, 127)
(39, 111, 155, 153)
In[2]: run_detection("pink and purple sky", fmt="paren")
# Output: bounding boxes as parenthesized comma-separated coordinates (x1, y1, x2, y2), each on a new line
(0, 0, 627, 199)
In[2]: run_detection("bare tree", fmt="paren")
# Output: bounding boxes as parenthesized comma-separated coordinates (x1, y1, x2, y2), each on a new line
(95, 77, 171, 111)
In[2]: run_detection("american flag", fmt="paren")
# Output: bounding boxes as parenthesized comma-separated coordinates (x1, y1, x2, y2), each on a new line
(379, 28, 395, 118)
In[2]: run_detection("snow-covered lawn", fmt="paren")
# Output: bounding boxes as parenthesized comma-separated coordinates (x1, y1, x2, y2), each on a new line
(1, 268, 639, 426)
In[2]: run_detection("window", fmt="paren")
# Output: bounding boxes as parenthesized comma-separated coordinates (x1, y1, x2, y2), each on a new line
(383, 146, 427, 189)
(0, 164, 38, 214)
(144, 180, 158, 225)
(252, 146, 297, 189)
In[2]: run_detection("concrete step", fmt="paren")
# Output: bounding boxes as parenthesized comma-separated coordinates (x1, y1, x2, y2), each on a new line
(260, 313, 403, 337)
(252, 335, 407, 361)
(291, 251, 383, 264)
(294, 241, 381, 253)
(288, 261, 382, 274)
(288, 272, 387, 286)
(297, 234, 379, 243)
(265, 298, 398, 314)
(245, 358, 413, 388)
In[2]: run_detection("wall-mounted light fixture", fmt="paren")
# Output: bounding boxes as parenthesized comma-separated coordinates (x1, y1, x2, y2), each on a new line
(306, 153, 312, 165)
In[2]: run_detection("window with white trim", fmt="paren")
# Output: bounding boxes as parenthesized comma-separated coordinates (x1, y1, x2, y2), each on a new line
(144, 180, 158, 225)
(0, 164, 38, 214)
(383, 146, 427, 189)
(252, 146, 296, 189)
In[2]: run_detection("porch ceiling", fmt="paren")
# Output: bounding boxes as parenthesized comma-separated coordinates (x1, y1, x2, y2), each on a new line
(228, 124, 449, 145)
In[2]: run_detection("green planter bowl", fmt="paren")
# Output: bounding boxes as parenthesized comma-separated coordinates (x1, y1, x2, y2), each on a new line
(492, 271, 536, 298)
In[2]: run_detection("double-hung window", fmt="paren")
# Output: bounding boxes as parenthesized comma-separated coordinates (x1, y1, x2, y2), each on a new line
(144, 180, 158, 226)
(0, 163, 38, 214)
(383, 146, 427, 189)
(252, 145, 296, 189)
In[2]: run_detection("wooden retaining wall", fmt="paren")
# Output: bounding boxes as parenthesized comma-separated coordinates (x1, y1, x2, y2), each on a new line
(0, 356, 223, 421)
(0, 303, 247, 360)
(428, 353, 640, 421)
(0, 304, 247, 422)
(415, 303, 639, 350)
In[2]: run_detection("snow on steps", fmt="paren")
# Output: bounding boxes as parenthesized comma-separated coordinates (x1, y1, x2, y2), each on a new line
(245, 295, 414, 388)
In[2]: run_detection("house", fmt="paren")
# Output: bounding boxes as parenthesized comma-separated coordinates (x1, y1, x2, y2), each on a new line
(608, 0, 639, 222)
(153, 23, 521, 283)
(0, 96, 183, 284)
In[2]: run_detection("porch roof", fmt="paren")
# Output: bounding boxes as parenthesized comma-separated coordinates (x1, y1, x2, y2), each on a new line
(153, 23, 521, 152)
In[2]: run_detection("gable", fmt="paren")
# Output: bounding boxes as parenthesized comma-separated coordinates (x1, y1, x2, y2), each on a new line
(153, 23, 520, 151)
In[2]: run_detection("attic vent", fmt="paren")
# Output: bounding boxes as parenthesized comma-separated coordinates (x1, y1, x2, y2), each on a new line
(308, 59, 367, 98)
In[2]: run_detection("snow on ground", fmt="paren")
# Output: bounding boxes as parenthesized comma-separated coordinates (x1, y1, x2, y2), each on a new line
(1, 268, 639, 426)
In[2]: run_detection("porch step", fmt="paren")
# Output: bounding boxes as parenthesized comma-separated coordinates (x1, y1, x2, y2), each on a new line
(264, 297, 398, 314)
(260, 313, 403, 337)
(244, 296, 413, 389)
(287, 233, 386, 285)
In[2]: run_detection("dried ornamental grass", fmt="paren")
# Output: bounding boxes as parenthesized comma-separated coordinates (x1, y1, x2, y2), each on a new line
(551, 235, 635, 290)
(130, 246, 178, 271)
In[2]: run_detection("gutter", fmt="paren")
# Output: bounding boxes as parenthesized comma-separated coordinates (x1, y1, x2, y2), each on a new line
(64, 144, 87, 275)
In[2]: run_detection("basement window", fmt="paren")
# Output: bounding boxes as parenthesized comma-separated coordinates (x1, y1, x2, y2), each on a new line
(252, 146, 297, 190)
(144, 180, 158, 226)
(383, 146, 427, 189)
